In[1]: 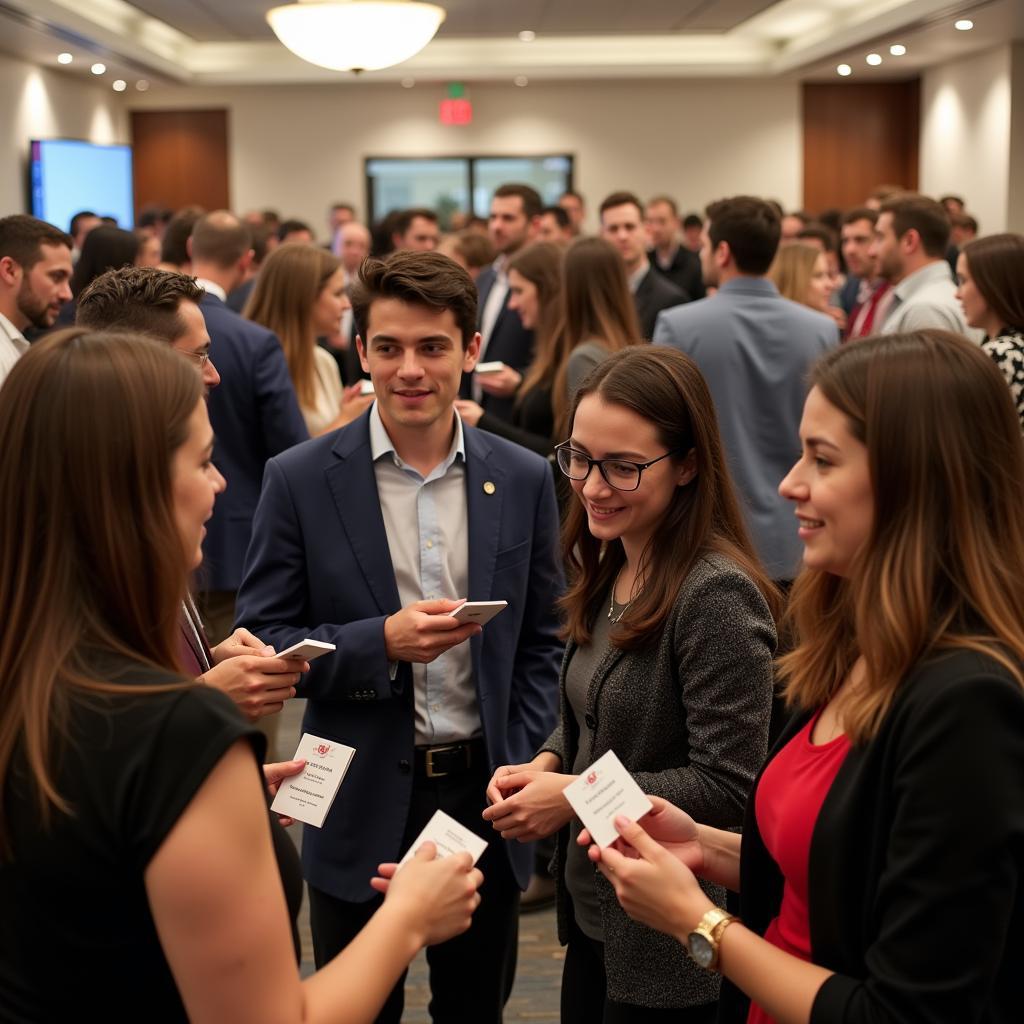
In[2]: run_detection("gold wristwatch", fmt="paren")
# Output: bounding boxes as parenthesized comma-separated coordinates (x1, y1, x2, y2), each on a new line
(686, 908, 737, 971)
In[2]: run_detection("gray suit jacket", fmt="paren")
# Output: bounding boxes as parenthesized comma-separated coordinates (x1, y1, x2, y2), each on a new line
(654, 278, 838, 579)
(541, 552, 776, 1008)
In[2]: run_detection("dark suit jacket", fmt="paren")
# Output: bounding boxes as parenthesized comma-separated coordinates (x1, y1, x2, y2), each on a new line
(634, 268, 688, 340)
(225, 276, 256, 314)
(466, 265, 535, 422)
(721, 649, 1024, 1023)
(839, 274, 862, 316)
(200, 294, 309, 591)
(234, 411, 565, 901)
(648, 246, 705, 302)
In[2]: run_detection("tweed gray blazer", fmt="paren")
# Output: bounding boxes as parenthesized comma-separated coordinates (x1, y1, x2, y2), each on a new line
(541, 551, 776, 1009)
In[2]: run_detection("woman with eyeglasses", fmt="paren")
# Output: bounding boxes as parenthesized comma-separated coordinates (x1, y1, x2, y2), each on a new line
(483, 346, 779, 1022)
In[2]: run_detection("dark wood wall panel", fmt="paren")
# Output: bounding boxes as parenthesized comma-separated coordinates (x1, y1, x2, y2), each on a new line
(131, 109, 230, 216)
(802, 81, 919, 214)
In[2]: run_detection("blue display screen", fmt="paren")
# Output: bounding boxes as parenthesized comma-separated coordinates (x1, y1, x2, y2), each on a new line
(30, 139, 134, 231)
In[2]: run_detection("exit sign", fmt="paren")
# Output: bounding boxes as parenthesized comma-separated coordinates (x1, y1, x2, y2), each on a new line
(440, 97, 472, 125)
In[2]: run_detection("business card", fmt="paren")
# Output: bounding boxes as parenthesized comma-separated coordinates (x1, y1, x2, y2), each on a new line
(270, 732, 355, 828)
(398, 809, 488, 866)
(562, 749, 653, 848)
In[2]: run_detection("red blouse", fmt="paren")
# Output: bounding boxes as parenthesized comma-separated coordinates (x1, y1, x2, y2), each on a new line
(746, 712, 850, 1024)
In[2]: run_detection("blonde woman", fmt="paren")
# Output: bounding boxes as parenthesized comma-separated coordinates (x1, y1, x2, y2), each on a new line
(245, 243, 365, 435)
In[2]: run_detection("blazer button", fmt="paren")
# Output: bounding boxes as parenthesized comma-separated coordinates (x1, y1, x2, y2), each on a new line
(398, 759, 411, 774)
(584, 713, 597, 729)
(368, 689, 376, 698)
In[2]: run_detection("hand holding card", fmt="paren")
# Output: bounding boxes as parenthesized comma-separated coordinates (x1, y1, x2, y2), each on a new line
(270, 732, 355, 828)
(399, 809, 488, 866)
(562, 750, 653, 848)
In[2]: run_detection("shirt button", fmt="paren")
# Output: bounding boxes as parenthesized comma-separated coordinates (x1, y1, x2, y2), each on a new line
(426, 539, 434, 549)
(398, 759, 411, 774)
(584, 713, 597, 729)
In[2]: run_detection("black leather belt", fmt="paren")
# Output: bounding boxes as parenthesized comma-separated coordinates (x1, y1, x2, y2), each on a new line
(414, 738, 485, 779)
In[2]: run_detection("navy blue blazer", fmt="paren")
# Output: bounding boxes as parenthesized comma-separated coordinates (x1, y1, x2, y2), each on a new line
(464, 265, 536, 422)
(234, 410, 565, 901)
(200, 294, 309, 592)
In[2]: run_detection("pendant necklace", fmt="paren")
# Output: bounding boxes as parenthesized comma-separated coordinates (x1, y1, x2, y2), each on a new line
(608, 568, 635, 623)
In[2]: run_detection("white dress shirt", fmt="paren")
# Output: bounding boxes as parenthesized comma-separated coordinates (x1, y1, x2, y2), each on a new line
(0, 311, 29, 388)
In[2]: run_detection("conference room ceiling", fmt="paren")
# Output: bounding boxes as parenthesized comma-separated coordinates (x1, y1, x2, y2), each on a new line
(0, 0, 1014, 86)
(123, 0, 785, 42)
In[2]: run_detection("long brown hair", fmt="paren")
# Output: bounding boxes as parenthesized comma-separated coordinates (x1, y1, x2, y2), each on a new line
(560, 346, 781, 649)
(0, 328, 201, 849)
(544, 237, 642, 437)
(961, 233, 1024, 334)
(245, 242, 341, 410)
(779, 330, 1024, 742)
(510, 242, 565, 405)
(769, 242, 820, 309)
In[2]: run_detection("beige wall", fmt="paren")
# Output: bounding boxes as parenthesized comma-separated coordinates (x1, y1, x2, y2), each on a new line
(920, 45, 1013, 234)
(0, 53, 129, 220)
(127, 78, 802, 237)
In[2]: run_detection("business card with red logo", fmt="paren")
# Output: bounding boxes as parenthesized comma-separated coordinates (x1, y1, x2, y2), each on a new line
(398, 809, 489, 867)
(270, 732, 355, 828)
(562, 750, 653, 848)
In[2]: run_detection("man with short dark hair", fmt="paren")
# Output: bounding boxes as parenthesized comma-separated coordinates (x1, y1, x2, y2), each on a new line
(871, 193, 970, 335)
(839, 207, 893, 339)
(537, 205, 573, 245)
(681, 212, 703, 252)
(236, 249, 563, 1024)
(68, 210, 101, 259)
(277, 218, 314, 245)
(328, 201, 356, 237)
(470, 183, 543, 421)
(780, 209, 810, 242)
(644, 194, 704, 301)
(188, 210, 309, 651)
(557, 189, 585, 236)
(654, 196, 838, 583)
(600, 191, 688, 338)
(0, 214, 73, 385)
(75, 265, 302, 720)
(391, 207, 440, 252)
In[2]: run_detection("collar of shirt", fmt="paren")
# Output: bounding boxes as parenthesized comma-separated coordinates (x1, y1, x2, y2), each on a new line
(0, 311, 29, 350)
(892, 260, 953, 303)
(491, 253, 509, 284)
(651, 244, 679, 271)
(369, 401, 466, 477)
(194, 277, 227, 303)
(628, 257, 651, 294)
(718, 276, 780, 298)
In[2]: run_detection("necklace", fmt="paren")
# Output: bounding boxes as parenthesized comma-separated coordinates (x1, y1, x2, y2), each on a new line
(607, 569, 635, 623)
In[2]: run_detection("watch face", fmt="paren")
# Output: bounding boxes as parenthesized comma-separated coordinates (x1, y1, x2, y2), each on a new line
(688, 932, 714, 969)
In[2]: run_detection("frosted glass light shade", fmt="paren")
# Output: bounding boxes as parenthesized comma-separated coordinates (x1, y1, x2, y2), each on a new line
(266, 1, 446, 72)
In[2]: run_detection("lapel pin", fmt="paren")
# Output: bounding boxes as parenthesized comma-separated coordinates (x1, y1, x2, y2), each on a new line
(483, 481, 496, 495)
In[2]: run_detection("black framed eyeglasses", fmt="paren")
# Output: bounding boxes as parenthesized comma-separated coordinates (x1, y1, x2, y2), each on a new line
(554, 442, 682, 492)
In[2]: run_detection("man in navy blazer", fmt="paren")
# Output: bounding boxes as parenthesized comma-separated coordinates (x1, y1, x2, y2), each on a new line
(463, 183, 542, 423)
(236, 250, 563, 1023)
(189, 212, 309, 644)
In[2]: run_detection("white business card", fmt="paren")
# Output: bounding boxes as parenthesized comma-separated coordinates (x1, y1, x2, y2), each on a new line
(270, 732, 355, 828)
(398, 809, 488, 867)
(562, 750, 653, 848)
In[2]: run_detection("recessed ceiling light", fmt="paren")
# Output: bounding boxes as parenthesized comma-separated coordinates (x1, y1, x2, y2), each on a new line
(954, 19, 973, 31)
(866, 53, 883, 66)
(90, 62, 106, 75)
(514, 75, 529, 87)
(518, 30, 536, 42)
(837, 63, 853, 77)
(57, 52, 73, 65)
(401, 76, 415, 88)
(890, 44, 907, 56)
(136, 80, 150, 91)
(112, 79, 127, 92)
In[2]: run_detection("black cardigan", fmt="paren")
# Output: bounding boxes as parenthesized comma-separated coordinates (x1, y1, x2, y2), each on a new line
(720, 649, 1024, 1024)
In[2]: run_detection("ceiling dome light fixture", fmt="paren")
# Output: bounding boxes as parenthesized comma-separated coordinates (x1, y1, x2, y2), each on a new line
(866, 52, 882, 66)
(837, 63, 852, 76)
(57, 52, 73, 64)
(890, 44, 907, 56)
(266, 0, 446, 72)
(954, 19, 973, 31)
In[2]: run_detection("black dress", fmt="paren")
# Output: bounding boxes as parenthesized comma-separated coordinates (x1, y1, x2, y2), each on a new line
(0, 655, 304, 1021)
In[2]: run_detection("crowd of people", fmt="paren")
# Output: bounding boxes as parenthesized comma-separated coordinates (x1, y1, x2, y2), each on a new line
(0, 176, 1022, 1024)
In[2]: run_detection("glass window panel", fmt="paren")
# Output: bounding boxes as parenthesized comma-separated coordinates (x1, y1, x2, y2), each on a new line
(471, 156, 573, 216)
(365, 158, 470, 229)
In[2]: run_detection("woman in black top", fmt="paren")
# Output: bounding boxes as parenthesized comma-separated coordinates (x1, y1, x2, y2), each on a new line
(586, 330, 1024, 1024)
(0, 329, 482, 1022)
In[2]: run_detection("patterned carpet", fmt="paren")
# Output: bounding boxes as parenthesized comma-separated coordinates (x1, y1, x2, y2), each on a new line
(278, 698, 563, 1021)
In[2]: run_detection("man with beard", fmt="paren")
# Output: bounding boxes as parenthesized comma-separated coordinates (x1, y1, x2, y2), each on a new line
(0, 215, 72, 385)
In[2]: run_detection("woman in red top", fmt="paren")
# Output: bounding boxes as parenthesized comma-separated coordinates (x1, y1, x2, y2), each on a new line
(580, 329, 1024, 1023)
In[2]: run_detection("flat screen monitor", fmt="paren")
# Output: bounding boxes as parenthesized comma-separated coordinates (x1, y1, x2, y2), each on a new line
(29, 139, 134, 232)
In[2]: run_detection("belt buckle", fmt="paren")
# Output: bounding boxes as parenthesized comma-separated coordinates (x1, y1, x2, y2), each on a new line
(425, 743, 461, 778)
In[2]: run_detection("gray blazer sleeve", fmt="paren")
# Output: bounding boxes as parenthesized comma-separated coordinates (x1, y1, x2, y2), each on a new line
(566, 341, 607, 398)
(631, 564, 775, 826)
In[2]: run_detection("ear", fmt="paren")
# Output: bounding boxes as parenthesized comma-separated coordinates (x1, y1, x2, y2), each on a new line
(240, 248, 255, 273)
(527, 215, 542, 240)
(463, 331, 482, 372)
(0, 255, 22, 287)
(356, 335, 369, 374)
(901, 228, 920, 255)
(715, 240, 732, 269)
(676, 448, 698, 487)
(186, 236, 194, 260)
